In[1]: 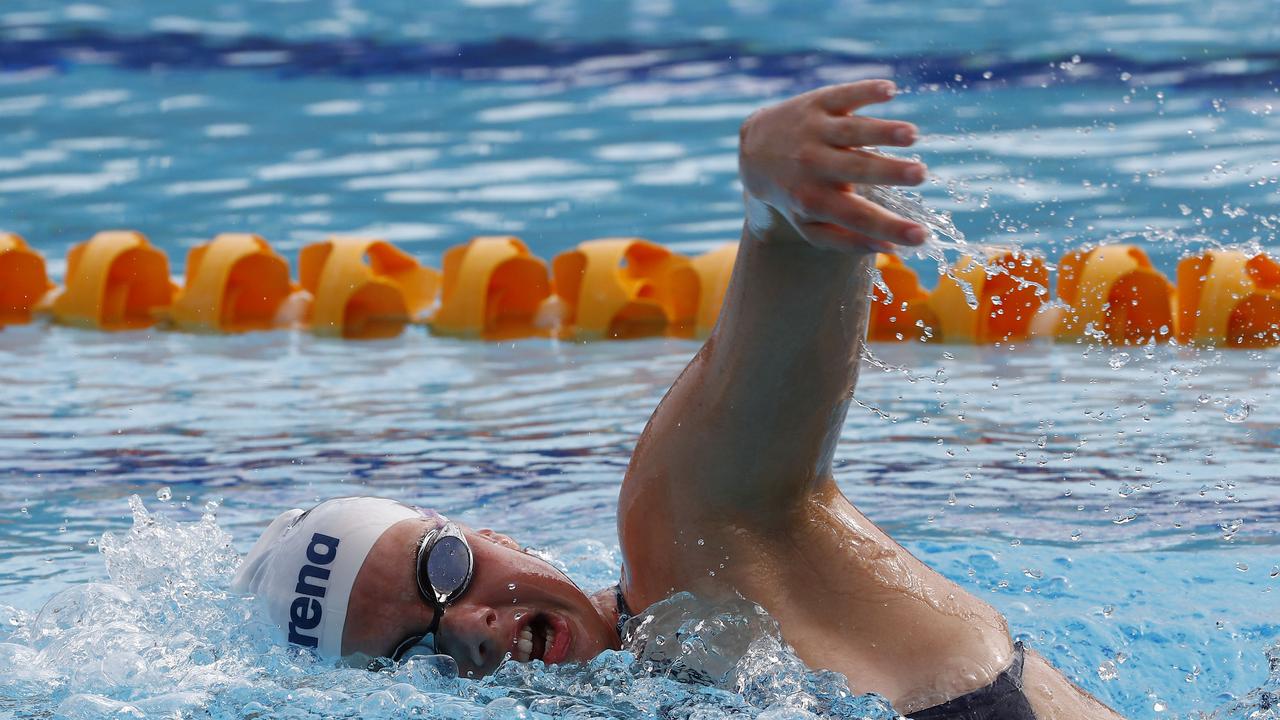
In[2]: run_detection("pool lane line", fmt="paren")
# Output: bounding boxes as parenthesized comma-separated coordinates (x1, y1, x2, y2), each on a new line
(0, 30, 1277, 91)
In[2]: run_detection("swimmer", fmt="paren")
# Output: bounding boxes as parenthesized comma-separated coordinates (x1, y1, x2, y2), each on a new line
(234, 81, 1123, 719)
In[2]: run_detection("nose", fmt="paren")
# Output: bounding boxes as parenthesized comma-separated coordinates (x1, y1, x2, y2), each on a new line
(441, 604, 500, 672)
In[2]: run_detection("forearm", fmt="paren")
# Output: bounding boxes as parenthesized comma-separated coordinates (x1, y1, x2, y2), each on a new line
(627, 222, 874, 517)
(621, 81, 924, 542)
(707, 225, 874, 481)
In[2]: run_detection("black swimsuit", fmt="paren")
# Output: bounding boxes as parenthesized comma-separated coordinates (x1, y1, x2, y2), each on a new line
(906, 642, 1037, 720)
(612, 586, 1037, 720)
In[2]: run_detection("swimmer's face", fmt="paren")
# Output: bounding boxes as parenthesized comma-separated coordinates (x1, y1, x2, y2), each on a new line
(342, 517, 620, 676)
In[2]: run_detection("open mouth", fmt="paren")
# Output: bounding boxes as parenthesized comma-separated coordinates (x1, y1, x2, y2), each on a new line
(512, 612, 570, 664)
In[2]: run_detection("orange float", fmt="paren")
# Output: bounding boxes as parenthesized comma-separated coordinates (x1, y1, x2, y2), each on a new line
(0, 233, 54, 327)
(551, 238, 698, 339)
(688, 243, 738, 337)
(298, 237, 440, 340)
(430, 236, 552, 339)
(1177, 249, 1280, 348)
(51, 231, 177, 330)
(169, 233, 296, 333)
(923, 250, 1049, 344)
(1056, 244, 1175, 344)
(869, 254, 932, 342)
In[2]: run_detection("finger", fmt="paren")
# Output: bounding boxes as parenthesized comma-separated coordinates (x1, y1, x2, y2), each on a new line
(807, 191, 928, 246)
(818, 148, 927, 186)
(799, 221, 896, 255)
(823, 116, 917, 148)
(817, 80, 897, 114)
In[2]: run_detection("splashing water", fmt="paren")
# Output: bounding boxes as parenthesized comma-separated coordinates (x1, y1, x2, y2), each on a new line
(861, 184, 979, 264)
(0, 499, 909, 719)
(862, 183, 1048, 312)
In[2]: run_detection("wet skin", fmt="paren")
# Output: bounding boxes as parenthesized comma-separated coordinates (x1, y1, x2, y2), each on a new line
(342, 517, 620, 677)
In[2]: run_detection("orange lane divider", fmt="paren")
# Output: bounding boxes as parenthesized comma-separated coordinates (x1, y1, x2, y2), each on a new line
(688, 243, 738, 337)
(169, 233, 297, 333)
(16, 228, 1280, 350)
(923, 251, 1049, 344)
(1177, 249, 1280, 348)
(1056, 244, 1175, 344)
(299, 237, 440, 340)
(551, 238, 698, 339)
(0, 233, 53, 327)
(50, 231, 177, 331)
(870, 253, 932, 342)
(430, 236, 552, 339)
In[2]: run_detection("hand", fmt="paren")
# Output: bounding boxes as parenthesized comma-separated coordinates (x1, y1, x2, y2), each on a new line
(738, 80, 928, 254)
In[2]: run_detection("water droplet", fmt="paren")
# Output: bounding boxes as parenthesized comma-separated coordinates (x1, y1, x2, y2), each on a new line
(1153, 700, 1167, 712)
(1097, 660, 1118, 681)
(1112, 510, 1138, 525)
(1235, 563, 1249, 573)
(696, 538, 705, 546)
(1223, 399, 1252, 423)
(507, 583, 517, 591)
(156, 487, 172, 502)
(1108, 352, 1130, 369)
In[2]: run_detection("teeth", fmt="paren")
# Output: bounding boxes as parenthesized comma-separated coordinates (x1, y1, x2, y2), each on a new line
(544, 627, 557, 657)
(516, 626, 533, 662)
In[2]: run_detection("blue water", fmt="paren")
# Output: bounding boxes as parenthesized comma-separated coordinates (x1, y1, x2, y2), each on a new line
(2, 2, 1279, 718)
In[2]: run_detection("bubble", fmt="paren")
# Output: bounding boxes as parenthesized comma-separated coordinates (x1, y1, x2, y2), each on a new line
(1108, 351, 1131, 369)
(155, 487, 172, 502)
(1097, 660, 1118, 681)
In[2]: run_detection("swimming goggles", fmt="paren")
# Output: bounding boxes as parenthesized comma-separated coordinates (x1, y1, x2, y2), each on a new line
(388, 520, 474, 663)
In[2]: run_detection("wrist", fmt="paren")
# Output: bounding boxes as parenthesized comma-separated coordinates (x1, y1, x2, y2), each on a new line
(743, 193, 805, 247)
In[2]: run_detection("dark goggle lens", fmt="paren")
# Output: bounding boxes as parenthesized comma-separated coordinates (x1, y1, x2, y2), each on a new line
(425, 534, 470, 599)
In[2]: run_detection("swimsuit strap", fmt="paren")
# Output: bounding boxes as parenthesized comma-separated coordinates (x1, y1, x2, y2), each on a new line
(613, 583, 634, 639)
(907, 641, 1037, 720)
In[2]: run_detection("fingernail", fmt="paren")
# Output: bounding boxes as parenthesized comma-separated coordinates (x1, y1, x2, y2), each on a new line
(894, 126, 916, 144)
(881, 81, 897, 97)
(907, 165, 927, 184)
(905, 227, 927, 245)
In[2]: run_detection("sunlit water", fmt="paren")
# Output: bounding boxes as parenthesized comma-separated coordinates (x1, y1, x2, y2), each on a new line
(2, 1, 1280, 718)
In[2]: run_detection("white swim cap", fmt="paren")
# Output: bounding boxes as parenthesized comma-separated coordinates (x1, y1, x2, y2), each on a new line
(232, 496, 422, 658)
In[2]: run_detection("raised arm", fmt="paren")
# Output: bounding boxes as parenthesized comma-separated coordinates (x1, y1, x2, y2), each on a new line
(618, 81, 928, 594)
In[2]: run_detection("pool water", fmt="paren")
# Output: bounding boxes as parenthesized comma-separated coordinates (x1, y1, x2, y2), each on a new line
(1, 1, 1278, 718)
